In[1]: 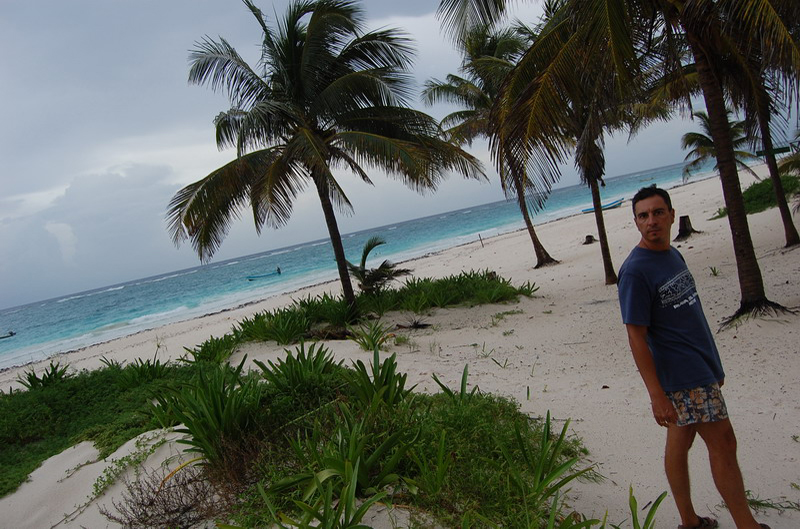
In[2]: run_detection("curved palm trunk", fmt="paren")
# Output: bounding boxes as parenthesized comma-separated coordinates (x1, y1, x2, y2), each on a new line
(588, 177, 617, 285)
(754, 85, 800, 247)
(313, 175, 356, 306)
(685, 30, 780, 320)
(512, 171, 558, 267)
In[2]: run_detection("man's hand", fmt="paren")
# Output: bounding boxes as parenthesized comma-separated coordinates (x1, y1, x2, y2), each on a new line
(651, 392, 678, 427)
(625, 324, 677, 427)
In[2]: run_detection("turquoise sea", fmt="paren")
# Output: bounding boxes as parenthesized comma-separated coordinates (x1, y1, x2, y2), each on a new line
(0, 161, 712, 370)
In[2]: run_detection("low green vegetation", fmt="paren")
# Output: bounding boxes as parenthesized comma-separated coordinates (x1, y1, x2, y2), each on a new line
(230, 269, 537, 345)
(146, 347, 598, 527)
(0, 357, 195, 497)
(0, 271, 535, 500)
(0, 270, 673, 526)
(1, 346, 605, 527)
(711, 173, 800, 218)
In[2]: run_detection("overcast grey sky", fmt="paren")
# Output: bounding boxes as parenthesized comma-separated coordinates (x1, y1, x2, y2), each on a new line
(0, 0, 694, 309)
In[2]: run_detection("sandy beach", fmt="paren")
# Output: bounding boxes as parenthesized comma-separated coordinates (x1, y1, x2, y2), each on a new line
(1, 167, 798, 528)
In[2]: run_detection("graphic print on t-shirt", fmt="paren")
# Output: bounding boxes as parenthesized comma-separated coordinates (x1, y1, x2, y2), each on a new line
(658, 269, 698, 310)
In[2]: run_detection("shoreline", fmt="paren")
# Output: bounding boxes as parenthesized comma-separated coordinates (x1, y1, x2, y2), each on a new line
(1, 168, 798, 528)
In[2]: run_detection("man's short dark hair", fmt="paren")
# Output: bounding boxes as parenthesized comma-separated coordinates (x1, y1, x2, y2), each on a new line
(632, 185, 672, 213)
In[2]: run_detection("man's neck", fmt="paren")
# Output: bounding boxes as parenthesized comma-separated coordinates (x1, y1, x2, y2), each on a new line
(638, 239, 671, 251)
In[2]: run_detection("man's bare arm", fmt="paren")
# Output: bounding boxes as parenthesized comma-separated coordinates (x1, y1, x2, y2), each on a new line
(625, 324, 678, 426)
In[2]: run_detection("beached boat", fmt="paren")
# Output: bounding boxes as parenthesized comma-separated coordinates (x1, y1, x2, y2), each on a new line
(0, 331, 16, 340)
(581, 198, 624, 214)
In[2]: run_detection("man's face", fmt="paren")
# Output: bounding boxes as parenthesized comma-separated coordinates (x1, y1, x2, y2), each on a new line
(633, 195, 675, 248)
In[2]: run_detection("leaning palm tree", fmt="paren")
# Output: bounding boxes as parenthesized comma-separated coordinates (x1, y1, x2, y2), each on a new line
(423, 25, 558, 268)
(681, 111, 759, 181)
(437, 0, 799, 321)
(167, 0, 483, 306)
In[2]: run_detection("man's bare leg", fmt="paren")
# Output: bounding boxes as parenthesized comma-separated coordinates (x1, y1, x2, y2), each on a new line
(665, 424, 704, 527)
(695, 419, 762, 529)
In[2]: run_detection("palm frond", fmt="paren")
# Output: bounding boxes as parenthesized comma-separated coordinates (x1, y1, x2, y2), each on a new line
(437, 0, 509, 42)
(167, 153, 265, 261)
(249, 151, 309, 231)
(188, 37, 268, 109)
(721, 0, 800, 73)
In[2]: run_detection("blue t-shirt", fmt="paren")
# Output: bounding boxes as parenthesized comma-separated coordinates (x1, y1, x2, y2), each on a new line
(617, 246, 724, 392)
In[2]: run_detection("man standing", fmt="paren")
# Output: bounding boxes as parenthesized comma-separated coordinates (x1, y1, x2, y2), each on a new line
(617, 186, 768, 529)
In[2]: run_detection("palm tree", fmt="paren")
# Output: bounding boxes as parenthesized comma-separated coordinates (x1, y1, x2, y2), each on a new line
(167, 0, 483, 306)
(719, 22, 800, 247)
(491, 4, 644, 285)
(422, 25, 558, 268)
(666, 3, 795, 321)
(648, 24, 800, 247)
(437, 0, 799, 320)
(681, 111, 759, 181)
(346, 236, 410, 294)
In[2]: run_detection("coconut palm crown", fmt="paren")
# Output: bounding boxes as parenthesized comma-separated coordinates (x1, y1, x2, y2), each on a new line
(167, 0, 484, 305)
(681, 111, 759, 181)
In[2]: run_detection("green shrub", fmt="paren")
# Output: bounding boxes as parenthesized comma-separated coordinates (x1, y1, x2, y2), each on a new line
(183, 334, 239, 365)
(356, 290, 401, 317)
(150, 360, 265, 473)
(293, 293, 358, 328)
(713, 173, 800, 217)
(264, 308, 310, 345)
(345, 349, 414, 408)
(236, 309, 310, 345)
(254, 342, 342, 395)
(347, 319, 395, 351)
(16, 361, 71, 390)
(1, 362, 190, 496)
(274, 402, 416, 499)
(235, 312, 272, 341)
(119, 354, 173, 389)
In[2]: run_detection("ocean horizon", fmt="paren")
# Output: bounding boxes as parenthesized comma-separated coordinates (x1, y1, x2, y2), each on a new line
(0, 160, 714, 370)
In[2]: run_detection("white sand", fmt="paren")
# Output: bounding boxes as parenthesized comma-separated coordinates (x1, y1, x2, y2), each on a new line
(1, 167, 798, 528)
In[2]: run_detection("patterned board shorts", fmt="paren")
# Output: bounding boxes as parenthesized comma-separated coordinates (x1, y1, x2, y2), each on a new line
(666, 382, 729, 426)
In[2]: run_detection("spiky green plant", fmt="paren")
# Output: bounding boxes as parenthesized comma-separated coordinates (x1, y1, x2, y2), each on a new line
(182, 334, 239, 365)
(119, 353, 172, 389)
(497, 413, 593, 526)
(16, 361, 71, 390)
(347, 320, 394, 351)
(345, 349, 414, 408)
(149, 359, 264, 471)
(254, 342, 342, 395)
(264, 309, 310, 345)
(432, 364, 479, 405)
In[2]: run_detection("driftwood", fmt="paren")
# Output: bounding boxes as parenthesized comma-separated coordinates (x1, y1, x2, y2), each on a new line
(582, 235, 597, 245)
(673, 215, 702, 241)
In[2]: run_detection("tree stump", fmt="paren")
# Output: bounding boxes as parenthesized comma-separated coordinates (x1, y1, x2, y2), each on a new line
(583, 235, 597, 245)
(673, 215, 701, 241)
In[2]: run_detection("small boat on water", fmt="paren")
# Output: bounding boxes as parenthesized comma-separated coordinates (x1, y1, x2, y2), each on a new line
(0, 331, 16, 340)
(581, 198, 624, 214)
(246, 267, 282, 281)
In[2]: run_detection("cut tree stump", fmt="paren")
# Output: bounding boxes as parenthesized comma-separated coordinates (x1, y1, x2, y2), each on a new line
(673, 215, 702, 241)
